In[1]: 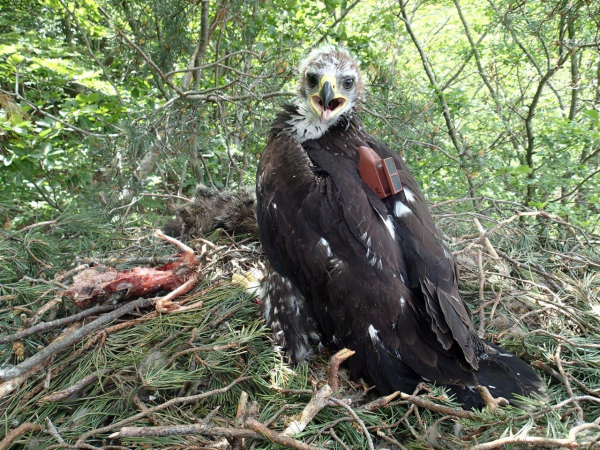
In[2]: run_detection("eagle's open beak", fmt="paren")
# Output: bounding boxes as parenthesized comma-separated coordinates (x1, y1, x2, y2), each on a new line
(310, 75, 347, 121)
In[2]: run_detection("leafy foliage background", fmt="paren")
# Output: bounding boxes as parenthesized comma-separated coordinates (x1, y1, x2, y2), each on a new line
(1, 1, 600, 449)
(2, 0, 599, 231)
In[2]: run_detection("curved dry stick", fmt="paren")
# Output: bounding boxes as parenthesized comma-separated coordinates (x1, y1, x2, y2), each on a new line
(245, 418, 326, 450)
(0, 423, 43, 450)
(327, 348, 355, 392)
(284, 384, 333, 436)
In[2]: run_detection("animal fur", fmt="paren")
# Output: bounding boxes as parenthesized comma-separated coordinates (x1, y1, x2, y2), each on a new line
(164, 185, 257, 239)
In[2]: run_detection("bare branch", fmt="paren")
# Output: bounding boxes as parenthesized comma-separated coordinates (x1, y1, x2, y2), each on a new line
(245, 418, 326, 450)
(0, 423, 43, 450)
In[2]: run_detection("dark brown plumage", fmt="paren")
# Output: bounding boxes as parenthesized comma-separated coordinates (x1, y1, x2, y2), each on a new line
(256, 45, 545, 409)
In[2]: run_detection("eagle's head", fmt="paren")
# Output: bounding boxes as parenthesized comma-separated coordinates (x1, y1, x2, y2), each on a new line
(297, 45, 363, 126)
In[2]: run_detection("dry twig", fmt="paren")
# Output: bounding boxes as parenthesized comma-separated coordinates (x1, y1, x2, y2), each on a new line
(361, 391, 402, 411)
(0, 297, 155, 397)
(284, 383, 333, 436)
(470, 435, 578, 449)
(327, 348, 355, 392)
(0, 303, 118, 344)
(109, 424, 261, 440)
(39, 369, 112, 403)
(328, 397, 375, 450)
(76, 375, 251, 445)
(0, 423, 44, 450)
(397, 392, 476, 419)
(232, 390, 249, 450)
(245, 417, 325, 450)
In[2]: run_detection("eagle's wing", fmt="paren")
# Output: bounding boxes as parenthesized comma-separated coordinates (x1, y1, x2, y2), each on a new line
(369, 137, 479, 368)
(306, 126, 484, 385)
(256, 133, 340, 361)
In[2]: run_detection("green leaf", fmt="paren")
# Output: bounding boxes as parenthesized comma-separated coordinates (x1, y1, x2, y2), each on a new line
(0, 44, 17, 55)
(512, 165, 534, 175)
(583, 109, 599, 120)
(8, 53, 26, 64)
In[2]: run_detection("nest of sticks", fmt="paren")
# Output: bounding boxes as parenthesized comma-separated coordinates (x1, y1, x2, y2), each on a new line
(0, 196, 599, 450)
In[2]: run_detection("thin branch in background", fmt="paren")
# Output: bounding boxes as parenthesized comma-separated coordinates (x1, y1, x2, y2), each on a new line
(440, 25, 491, 90)
(198, 145, 217, 189)
(550, 166, 600, 203)
(17, 220, 57, 233)
(30, 180, 63, 213)
(453, 0, 524, 152)
(313, 0, 361, 47)
(165, 50, 259, 79)
(97, 6, 184, 97)
(184, 0, 210, 91)
(397, 0, 477, 200)
(56, 0, 132, 123)
(0, 88, 119, 138)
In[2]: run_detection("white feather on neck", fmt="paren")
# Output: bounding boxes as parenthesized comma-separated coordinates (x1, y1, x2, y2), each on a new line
(285, 102, 353, 144)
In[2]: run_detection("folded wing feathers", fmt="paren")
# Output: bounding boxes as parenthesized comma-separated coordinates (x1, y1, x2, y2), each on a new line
(387, 175, 479, 370)
(421, 279, 453, 351)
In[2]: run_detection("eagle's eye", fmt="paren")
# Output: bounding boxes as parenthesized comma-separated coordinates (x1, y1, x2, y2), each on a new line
(343, 77, 355, 89)
(306, 73, 318, 88)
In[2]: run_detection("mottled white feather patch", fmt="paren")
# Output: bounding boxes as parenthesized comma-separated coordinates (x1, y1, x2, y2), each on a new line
(375, 210, 395, 239)
(287, 104, 329, 143)
(394, 201, 412, 218)
(319, 238, 332, 257)
(368, 325, 380, 343)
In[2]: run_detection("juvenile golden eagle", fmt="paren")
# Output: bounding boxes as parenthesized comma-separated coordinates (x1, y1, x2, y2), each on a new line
(256, 45, 545, 408)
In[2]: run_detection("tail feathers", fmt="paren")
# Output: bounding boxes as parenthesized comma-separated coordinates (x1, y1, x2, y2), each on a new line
(450, 341, 546, 409)
(362, 340, 421, 396)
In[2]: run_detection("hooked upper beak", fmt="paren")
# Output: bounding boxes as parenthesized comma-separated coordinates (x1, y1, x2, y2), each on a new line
(319, 80, 334, 110)
(310, 74, 347, 121)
